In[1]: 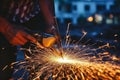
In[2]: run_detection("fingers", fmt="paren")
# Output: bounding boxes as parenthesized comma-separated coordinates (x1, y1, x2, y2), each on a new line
(10, 37, 26, 45)
(16, 31, 28, 44)
(10, 31, 28, 45)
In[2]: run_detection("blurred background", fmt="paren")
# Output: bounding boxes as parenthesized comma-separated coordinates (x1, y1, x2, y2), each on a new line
(54, 0, 120, 56)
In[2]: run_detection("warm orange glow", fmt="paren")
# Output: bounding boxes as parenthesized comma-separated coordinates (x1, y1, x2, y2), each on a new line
(43, 37, 56, 47)
(56, 57, 80, 64)
(87, 16, 93, 22)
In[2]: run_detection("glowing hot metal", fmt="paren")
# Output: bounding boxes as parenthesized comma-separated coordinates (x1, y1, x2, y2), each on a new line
(57, 57, 76, 63)
(54, 56, 83, 64)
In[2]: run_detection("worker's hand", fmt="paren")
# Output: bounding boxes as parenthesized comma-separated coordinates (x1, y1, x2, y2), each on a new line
(0, 17, 44, 48)
(3, 26, 44, 47)
(4, 26, 44, 48)
(6, 29, 35, 46)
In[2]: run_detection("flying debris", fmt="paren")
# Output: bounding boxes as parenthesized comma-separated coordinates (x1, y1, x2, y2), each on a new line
(11, 23, 120, 80)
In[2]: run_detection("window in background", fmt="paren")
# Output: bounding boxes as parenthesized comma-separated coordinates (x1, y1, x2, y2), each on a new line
(85, 5, 90, 12)
(66, 3, 72, 13)
(96, 4, 106, 12)
(73, 5, 77, 11)
(58, 4, 62, 11)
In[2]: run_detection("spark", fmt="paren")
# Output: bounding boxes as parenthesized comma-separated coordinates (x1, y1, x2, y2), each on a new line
(57, 57, 78, 63)
(114, 34, 118, 37)
(8, 23, 120, 80)
(13, 43, 120, 80)
(99, 43, 110, 49)
(54, 56, 82, 64)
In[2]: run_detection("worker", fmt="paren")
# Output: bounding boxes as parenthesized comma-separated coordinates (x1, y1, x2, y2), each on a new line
(0, 0, 56, 79)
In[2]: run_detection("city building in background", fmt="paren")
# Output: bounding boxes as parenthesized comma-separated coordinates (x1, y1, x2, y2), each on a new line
(55, 0, 114, 25)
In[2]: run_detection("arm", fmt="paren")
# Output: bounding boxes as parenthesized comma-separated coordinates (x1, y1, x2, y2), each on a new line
(39, 0, 55, 25)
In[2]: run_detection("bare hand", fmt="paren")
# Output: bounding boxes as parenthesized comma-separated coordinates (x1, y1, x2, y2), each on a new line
(0, 17, 44, 48)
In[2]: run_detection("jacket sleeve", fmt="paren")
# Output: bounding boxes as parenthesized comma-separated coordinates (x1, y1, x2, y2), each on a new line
(39, 0, 55, 26)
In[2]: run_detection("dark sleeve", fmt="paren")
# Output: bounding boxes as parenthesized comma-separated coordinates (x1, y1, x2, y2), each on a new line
(0, 1, 3, 15)
(0, 0, 10, 17)
(46, 0, 55, 16)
